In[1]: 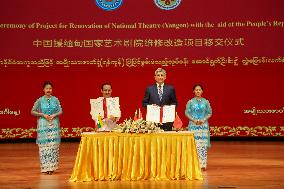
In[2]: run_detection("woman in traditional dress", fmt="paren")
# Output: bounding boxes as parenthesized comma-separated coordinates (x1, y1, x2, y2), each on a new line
(185, 84, 212, 171)
(31, 81, 62, 175)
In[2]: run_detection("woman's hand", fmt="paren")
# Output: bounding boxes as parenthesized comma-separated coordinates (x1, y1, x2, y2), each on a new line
(193, 119, 205, 125)
(49, 114, 56, 121)
(199, 120, 205, 125)
(43, 114, 50, 120)
(193, 120, 199, 125)
(43, 114, 56, 121)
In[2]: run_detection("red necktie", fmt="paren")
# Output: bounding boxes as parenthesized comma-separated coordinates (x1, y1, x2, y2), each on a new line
(103, 98, 108, 119)
(160, 106, 163, 124)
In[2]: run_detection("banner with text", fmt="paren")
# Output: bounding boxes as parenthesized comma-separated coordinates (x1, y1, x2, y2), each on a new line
(0, 0, 284, 138)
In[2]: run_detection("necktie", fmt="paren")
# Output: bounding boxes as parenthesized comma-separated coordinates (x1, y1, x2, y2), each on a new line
(158, 85, 163, 101)
(103, 98, 108, 119)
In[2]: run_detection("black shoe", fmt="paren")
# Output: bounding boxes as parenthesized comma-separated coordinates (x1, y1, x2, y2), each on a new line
(47, 171, 54, 175)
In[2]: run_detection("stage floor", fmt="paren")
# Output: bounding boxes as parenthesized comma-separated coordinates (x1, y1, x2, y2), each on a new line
(0, 141, 283, 189)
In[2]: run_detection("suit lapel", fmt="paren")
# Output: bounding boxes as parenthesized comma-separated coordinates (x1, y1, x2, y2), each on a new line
(161, 84, 167, 103)
(153, 85, 160, 103)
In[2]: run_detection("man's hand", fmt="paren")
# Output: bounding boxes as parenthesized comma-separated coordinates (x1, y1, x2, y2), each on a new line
(109, 115, 117, 122)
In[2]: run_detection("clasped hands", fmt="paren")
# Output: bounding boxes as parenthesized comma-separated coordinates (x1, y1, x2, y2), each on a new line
(43, 114, 56, 122)
(193, 119, 205, 125)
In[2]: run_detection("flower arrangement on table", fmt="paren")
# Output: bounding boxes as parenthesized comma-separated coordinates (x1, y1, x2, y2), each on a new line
(113, 118, 163, 133)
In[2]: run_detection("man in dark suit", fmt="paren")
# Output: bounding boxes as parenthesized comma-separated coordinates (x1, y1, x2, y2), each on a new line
(142, 68, 177, 131)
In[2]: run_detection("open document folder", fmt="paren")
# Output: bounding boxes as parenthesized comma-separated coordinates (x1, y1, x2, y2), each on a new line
(146, 105, 175, 123)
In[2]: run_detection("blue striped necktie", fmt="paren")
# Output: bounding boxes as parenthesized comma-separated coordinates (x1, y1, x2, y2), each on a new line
(158, 85, 163, 101)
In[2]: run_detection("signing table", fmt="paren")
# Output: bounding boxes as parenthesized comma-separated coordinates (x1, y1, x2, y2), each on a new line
(70, 132, 203, 182)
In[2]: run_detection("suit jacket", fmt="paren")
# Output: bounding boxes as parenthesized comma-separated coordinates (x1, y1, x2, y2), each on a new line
(142, 84, 178, 107)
